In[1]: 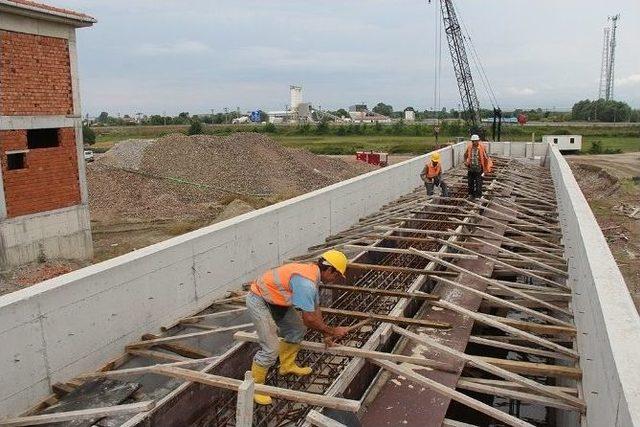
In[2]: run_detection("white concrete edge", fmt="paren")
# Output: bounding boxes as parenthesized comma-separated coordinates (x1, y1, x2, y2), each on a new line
(551, 145, 640, 426)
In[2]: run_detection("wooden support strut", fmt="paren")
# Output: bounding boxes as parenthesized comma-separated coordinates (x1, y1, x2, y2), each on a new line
(150, 365, 361, 412)
(391, 326, 585, 411)
(320, 307, 451, 329)
(409, 248, 572, 316)
(233, 331, 455, 372)
(341, 244, 478, 260)
(319, 283, 439, 301)
(127, 324, 254, 349)
(371, 359, 534, 427)
(348, 262, 457, 277)
(0, 401, 156, 427)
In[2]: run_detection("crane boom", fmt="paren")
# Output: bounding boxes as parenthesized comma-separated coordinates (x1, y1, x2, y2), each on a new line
(439, 0, 481, 132)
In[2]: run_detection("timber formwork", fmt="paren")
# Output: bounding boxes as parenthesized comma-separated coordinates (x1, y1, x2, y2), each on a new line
(12, 157, 583, 427)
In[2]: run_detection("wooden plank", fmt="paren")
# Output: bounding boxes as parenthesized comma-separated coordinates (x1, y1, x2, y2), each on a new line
(371, 359, 534, 427)
(409, 248, 572, 316)
(442, 419, 479, 427)
(151, 366, 360, 412)
(392, 217, 494, 229)
(319, 283, 439, 301)
(126, 349, 190, 363)
(140, 333, 212, 359)
(0, 401, 155, 427)
(458, 377, 578, 396)
(179, 307, 248, 324)
(456, 380, 576, 411)
(127, 324, 254, 349)
(465, 225, 566, 262)
(475, 357, 582, 380)
(306, 410, 347, 427)
(392, 326, 585, 410)
(483, 314, 576, 336)
(342, 244, 477, 260)
(348, 262, 458, 277)
(320, 307, 451, 329)
(434, 237, 569, 290)
(435, 300, 578, 358)
(235, 371, 254, 427)
(431, 275, 573, 328)
(233, 331, 455, 372)
(468, 336, 574, 361)
(76, 356, 222, 381)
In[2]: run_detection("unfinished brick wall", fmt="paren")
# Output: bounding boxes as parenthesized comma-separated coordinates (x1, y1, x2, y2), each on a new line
(0, 31, 74, 116)
(1, 128, 80, 217)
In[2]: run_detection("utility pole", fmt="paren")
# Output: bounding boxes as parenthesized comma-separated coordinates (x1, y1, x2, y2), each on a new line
(599, 14, 620, 101)
(224, 107, 229, 124)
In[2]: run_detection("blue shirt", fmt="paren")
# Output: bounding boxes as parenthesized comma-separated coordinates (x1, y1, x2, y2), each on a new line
(290, 275, 319, 312)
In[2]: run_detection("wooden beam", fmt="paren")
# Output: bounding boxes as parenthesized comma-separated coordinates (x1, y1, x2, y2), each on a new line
(76, 356, 223, 380)
(151, 366, 360, 412)
(362, 234, 484, 247)
(319, 283, 439, 301)
(233, 331, 455, 372)
(179, 307, 248, 324)
(127, 324, 254, 349)
(431, 275, 573, 328)
(0, 401, 155, 426)
(306, 410, 347, 427)
(392, 326, 584, 411)
(127, 349, 190, 363)
(320, 307, 451, 329)
(468, 336, 574, 361)
(435, 300, 578, 358)
(483, 313, 576, 337)
(342, 244, 477, 260)
(456, 380, 577, 411)
(348, 262, 458, 277)
(235, 371, 254, 427)
(459, 377, 578, 396)
(140, 333, 212, 359)
(371, 359, 534, 427)
(392, 217, 494, 229)
(409, 248, 572, 317)
(475, 357, 582, 380)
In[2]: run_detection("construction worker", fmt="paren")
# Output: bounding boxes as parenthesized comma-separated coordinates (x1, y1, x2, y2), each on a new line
(420, 152, 449, 197)
(246, 250, 351, 405)
(464, 134, 493, 199)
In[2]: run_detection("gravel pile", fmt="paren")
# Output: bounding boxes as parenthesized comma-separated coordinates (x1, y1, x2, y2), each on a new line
(97, 139, 155, 170)
(87, 133, 375, 222)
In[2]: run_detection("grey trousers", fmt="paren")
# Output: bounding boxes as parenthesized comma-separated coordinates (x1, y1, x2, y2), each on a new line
(246, 293, 307, 367)
(425, 177, 449, 197)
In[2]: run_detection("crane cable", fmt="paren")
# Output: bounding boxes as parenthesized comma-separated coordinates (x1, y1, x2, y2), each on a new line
(454, 2, 500, 109)
(432, 1, 443, 117)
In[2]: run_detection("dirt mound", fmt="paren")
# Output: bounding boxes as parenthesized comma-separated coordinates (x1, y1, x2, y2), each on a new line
(138, 133, 374, 196)
(87, 133, 375, 222)
(569, 163, 620, 199)
(214, 199, 256, 223)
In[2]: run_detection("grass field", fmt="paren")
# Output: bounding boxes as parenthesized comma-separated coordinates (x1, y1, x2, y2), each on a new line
(91, 123, 639, 154)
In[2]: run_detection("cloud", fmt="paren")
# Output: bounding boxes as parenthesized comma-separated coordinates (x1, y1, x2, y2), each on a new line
(135, 40, 210, 56)
(617, 74, 640, 87)
(507, 87, 537, 96)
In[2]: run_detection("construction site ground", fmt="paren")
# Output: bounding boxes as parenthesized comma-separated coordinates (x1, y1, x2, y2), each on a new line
(567, 152, 640, 311)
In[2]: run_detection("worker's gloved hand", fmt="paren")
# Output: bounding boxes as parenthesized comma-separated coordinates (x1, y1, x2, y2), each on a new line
(323, 335, 337, 348)
(331, 326, 350, 339)
(481, 173, 485, 177)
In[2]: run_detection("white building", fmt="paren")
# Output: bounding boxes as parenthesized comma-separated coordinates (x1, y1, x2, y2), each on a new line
(542, 135, 582, 152)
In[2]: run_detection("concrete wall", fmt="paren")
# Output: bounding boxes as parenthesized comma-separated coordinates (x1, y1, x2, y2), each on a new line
(0, 145, 461, 416)
(550, 146, 640, 427)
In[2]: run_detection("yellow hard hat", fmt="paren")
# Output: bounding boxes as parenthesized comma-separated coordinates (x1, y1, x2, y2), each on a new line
(431, 152, 441, 162)
(321, 250, 348, 276)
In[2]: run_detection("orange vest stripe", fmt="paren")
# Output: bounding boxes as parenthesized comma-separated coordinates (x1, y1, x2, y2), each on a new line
(250, 263, 320, 306)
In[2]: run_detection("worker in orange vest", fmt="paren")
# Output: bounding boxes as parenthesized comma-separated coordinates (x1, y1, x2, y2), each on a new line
(246, 250, 351, 405)
(420, 151, 449, 197)
(463, 134, 493, 199)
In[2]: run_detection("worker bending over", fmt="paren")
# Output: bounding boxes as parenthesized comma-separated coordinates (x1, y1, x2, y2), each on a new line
(464, 134, 493, 199)
(421, 152, 449, 197)
(246, 250, 351, 405)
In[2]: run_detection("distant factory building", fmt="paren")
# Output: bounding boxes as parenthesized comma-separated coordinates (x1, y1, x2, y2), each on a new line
(404, 107, 416, 122)
(348, 104, 391, 123)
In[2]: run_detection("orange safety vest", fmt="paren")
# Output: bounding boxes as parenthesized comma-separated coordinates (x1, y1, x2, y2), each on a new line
(250, 263, 320, 306)
(464, 143, 493, 173)
(424, 162, 441, 179)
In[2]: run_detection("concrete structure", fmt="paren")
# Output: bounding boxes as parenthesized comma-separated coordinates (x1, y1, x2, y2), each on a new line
(404, 108, 416, 121)
(0, 141, 638, 426)
(290, 85, 302, 110)
(0, 0, 95, 267)
(542, 134, 582, 152)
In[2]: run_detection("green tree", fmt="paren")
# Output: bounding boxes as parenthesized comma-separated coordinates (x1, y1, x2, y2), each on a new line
(187, 119, 203, 135)
(82, 124, 96, 145)
(372, 102, 393, 117)
(335, 108, 349, 118)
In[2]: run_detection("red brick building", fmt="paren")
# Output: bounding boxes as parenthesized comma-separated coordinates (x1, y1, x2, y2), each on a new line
(0, 0, 95, 266)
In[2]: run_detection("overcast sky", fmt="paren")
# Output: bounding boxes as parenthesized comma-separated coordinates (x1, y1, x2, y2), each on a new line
(47, 0, 640, 116)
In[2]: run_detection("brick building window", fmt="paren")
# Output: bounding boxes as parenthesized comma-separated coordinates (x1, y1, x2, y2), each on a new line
(27, 128, 59, 149)
(7, 152, 26, 170)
